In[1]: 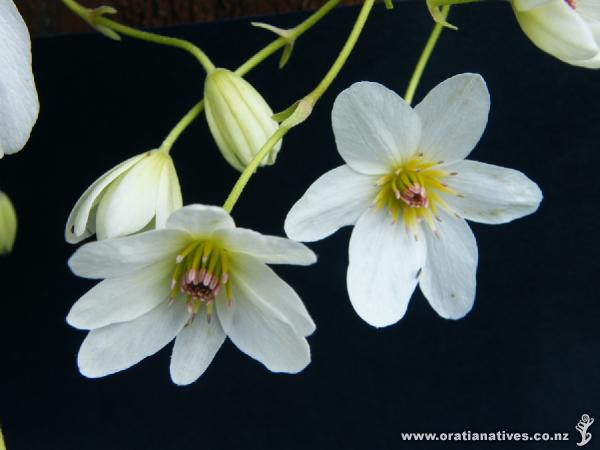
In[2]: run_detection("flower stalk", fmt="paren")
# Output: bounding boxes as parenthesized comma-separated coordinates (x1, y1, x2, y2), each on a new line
(404, 5, 451, 105)
(61, 0, 216, 72)
(223, 0, 376, 213)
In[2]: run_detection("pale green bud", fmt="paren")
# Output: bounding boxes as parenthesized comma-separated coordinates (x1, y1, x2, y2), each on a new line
(0, 191, 17, 255)
(204, 68, 282, 172)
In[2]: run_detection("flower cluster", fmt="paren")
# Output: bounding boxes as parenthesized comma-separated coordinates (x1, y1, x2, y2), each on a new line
(7, 0, 599, 387)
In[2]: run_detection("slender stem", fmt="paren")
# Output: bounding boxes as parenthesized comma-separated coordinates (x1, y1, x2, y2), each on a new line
(98, 19, 215, 72)
(160, 101, 204, 154)
(223, 0, 375, 213)
(306, 0, 375, 103)
(0, 427, 6, 450)
(223, 127, 289, 213)
(61, 0, 215, 72)
(404, 5, 451, 105)
(236, 0, 341, 76)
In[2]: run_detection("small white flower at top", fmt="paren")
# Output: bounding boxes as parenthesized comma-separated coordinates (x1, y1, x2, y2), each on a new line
(67, 204, 316, 384)
(285, 74, 543, 328)
(512, 0, 600, 68)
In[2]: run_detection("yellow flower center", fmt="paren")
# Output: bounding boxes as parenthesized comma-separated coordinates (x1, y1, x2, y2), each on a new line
(373, 153, 458, 238)
(169, 239, 232, 323)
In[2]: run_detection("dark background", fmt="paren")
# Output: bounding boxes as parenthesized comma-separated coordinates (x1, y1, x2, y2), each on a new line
(19, 0, 363, 37)
(1, 2, 598, 449)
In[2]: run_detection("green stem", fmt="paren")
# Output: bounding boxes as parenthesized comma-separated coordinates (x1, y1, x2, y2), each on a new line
(61, 0, 215, 72)
(223, 0, 375, 213)
(1, 426, 6, 450)
(159, 100, 205, 154)
(306, 0, 374, 103)
(236, 0, 341, 76)
(404, 5, 451, 105)
(160, 0, 342, 154)
(222, 127, 289, 213)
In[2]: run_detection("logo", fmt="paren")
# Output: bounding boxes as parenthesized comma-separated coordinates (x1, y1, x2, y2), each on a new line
(575, 414, 594, 447)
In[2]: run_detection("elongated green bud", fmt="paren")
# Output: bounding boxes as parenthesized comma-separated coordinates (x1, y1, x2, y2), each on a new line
(204, 68, 282, 172)
(0, 191, 17, 255)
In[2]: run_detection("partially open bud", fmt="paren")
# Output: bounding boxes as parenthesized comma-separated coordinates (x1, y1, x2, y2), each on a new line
(204, 68, 282, 172)
(0, 191, 17, 255)
(65, 149, 182, 243)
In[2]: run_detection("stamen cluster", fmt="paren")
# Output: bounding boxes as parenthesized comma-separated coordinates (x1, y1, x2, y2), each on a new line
(373, 153, 458, 238)
(169, 240, 231, 322)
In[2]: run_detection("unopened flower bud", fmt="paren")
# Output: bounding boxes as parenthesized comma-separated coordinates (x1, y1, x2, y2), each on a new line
(204, 68, 282, 172)
(0, 191, 17, 255)
(65, 149, 182, 243)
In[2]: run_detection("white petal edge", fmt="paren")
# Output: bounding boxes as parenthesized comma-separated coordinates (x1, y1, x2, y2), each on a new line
(217, 283, 311, 374)
(215, 227, 316, 266)
(0, 0, 39, 157)
(65, 153, 146, 243)
(95, 152, 166, 240)
(347, 207, 426, 328)
(77, 300, 190, 378)
(419, 214, 478, 320)
(443, 160, 543, 224)
(414, 73, 490, 163)
(332, 82, 422, 175)
(166, 204, 235, 237)
(284, 165, 379, 242)
(68, 229, 190, 279)
(513, 0, 599, 63)
(67, 259, 173, 330)
(229, 253, 316, 336)
(170, 310, 226, 385)
(155, 155, 183, 229)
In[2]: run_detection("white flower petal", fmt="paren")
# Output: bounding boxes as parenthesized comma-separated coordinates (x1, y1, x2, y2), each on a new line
(347, 208, 426, 328)
(77, 300, 190, 378)
(513, 0, 599, 63)
(414, 73, 490, 163)
(217, 284, 311, 374)
(284, 165, 379, 242)
(229, 253, 316, 336)
(443, 160, 543, 224)
(215, 227, 316, 266)
(95, 152, 166, 240)
(68, 229, 190, 279)
(155, 156, 183, 229)
(65, 154, 146, 244)
(419, 214, 478, 320)
(170, 310, 226, 385)
(332, 82, 422, 174)
(67, 259, 173, 330)
(0, 0, 38, 157)
(166, 204, 235, 237)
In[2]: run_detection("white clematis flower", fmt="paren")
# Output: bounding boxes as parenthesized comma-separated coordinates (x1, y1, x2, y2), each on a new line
(0, 0, 39, 157)
(512, 0, 600, 68)
(67, 204, 316, 384)
(285, 75, 542, 328)
(65, 149, 182, 243)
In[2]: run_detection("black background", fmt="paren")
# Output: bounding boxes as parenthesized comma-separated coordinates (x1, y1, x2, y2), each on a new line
(1, 2, 598, 449)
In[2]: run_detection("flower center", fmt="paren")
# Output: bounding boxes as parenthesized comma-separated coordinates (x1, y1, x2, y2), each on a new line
(373, 153, 458, 238)
(169, 239, 231, 322)
(566, 0, 576, 9)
